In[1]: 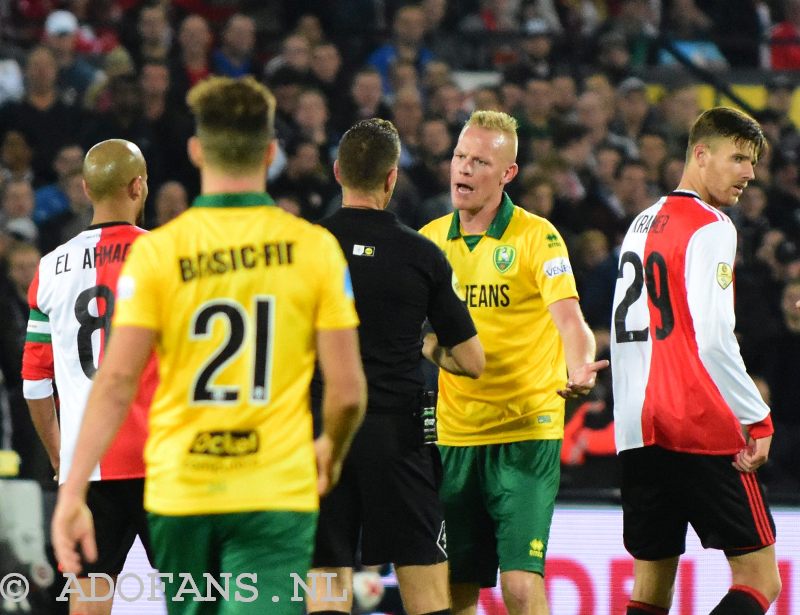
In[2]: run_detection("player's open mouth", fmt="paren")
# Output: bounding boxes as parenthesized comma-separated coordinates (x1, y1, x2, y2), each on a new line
(733, 184, 745, 195)
(455, 183, 473, 193)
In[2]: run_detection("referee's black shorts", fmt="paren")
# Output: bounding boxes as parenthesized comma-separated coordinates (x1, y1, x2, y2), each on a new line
(82, 478, 154, 575)
(621, 445, 776, 561)
(313, 413, 447, 568)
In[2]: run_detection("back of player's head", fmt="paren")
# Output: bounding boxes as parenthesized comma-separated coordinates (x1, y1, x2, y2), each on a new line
(687, 107, 766, 162)
(186, 76, 276, 174)
(83, 139, 146, 201)
(336, 118, 400, 191)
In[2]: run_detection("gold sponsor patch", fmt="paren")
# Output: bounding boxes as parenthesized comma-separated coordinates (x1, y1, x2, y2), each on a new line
(716, 262, 732, 289)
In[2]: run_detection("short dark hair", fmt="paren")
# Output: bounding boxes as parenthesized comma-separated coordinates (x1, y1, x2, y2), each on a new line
(336, 119, 400, 191)
(186, 76, 276, 173)
(687, 107, 766, 162)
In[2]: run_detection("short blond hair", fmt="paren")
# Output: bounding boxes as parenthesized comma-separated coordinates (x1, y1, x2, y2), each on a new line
(464, 110, 519, 157)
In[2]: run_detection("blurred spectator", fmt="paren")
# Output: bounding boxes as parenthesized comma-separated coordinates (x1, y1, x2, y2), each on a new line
(294, 14, 326, 49)
(759, 279, 800, 491)
(42, 10, 99, 106)
(128, 3, 173, 68)
(517, 172, 557, 219)
(270, 138, 336, 222)
(770, 0, 800, 69)
(310, 42, 348, 125)
(264, 33, 313, 80)
(517, 77, 556, 158)
(576, 89, 637, 158)
(428, 81, 467, 133)
(594, 30, 634, 84)
(391, 86, 425, 168)
(637, 130, 669, 188)
(0, 46, 84, 185)
(367, 4, 434, 95)
(83, 46, 136, 112)
(154, 181, 189, 227)
(421, 0, 462, 68)
(421, 59, 453, 97)
(32, 143, 83, 225)
(550, 72, 578, 122)
(610, 76, 659, 141)
(337, 67, 392, 134)
(37, 169, 92, 254)
(0, 131, 35, 186)
(503, 18, 556, 84)
(594, 0, 657, 67)
(211, 13, 260, 78)
(0, 52, 23, 105)
(732, 180, 771, 267)
(169, 14, 213, 108)
(408, 117, 452, 200)
(658, 83, 699, 154)
(572, 229, 617, 329)
(0, 241, 50, 484)
(387, 59, 420, 104)
(763, 74, 799, 143)
(80, 74, 150, 151)
(765, 149, 800, 238)
(292, 88, 338, 167)
(470, 85, 504, 112)
(0, 179, 38, 246)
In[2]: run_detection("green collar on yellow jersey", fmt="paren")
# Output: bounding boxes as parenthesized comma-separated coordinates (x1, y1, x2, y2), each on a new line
(192, 192, 276, 208)
(446, 192, 515, 241)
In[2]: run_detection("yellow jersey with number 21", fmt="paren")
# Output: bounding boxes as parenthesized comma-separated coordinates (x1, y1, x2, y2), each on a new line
(114, 192, 358, 516)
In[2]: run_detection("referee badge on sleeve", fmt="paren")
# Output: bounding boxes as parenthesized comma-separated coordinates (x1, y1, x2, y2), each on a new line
(716, 262, 732, 289)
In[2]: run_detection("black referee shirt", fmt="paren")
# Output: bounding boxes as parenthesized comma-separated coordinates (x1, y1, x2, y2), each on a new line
(311, 207, 476, 414)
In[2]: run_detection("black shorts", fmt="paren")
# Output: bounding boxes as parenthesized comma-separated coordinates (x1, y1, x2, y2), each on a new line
(621, 446, 776, 560)
(81, 478, 153, 575)
(313, 413, 447, 568)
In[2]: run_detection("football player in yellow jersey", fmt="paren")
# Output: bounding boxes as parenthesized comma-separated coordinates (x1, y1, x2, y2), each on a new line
(419, 110, 608, 615)
(52, 76, 367, 615)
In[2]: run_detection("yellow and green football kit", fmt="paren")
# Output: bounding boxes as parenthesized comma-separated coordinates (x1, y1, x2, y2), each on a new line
(115, 192, 358, 614)
(420, 193, 578, 583)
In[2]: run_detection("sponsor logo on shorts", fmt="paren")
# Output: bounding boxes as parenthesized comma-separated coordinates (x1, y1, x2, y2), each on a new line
(188, 431, 259, 457)
(529, 538, 544, 558)
(543, 257, 572, 278)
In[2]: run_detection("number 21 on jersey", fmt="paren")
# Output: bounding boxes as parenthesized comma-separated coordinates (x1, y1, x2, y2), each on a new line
(189, 296, 275, 405)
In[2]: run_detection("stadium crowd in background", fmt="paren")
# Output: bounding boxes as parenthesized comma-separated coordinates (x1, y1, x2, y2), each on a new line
(1, 0, 799, 610)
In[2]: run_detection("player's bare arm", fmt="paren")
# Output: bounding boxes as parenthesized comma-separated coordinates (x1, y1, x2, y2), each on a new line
(315, 327, 367, 496)
(422, 332, 484, 378)
(26, 395, 61, 477)
(548, 298, 609, 398)
(52, 325, 155, 574)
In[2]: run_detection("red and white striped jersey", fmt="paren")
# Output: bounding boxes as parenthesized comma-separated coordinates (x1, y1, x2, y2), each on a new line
(22, 223, 156, 483)
(611, 191, 772, 455)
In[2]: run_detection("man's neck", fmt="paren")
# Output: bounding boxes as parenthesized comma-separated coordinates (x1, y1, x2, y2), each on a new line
(458, 199, 501, 234)
(202, 167, 267, 195)
(342, 189, 386, 211)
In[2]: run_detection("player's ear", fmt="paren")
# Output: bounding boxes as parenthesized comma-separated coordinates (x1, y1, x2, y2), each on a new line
(501, 163, 519, 186)
(385, 166, 398, 194)
(264, 139, 277, 169)
(187, 136, 203, 169)
(694, 143, 708, 167)
(333, 159, 341, 184)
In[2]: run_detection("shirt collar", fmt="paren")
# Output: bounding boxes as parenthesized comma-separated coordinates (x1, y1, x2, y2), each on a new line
(447, 192, 515, 240)
(192, 192, 276, 208)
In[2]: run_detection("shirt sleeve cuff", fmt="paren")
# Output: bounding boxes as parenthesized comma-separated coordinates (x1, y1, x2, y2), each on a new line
(746, 414, 774, 440)
(23, 379, 54, 399)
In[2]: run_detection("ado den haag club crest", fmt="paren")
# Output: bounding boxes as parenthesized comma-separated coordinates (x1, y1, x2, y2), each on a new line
(494, 245, 516, 273)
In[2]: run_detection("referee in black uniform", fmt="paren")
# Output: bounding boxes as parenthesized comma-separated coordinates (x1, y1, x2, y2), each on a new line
(307, 118, 483, 615)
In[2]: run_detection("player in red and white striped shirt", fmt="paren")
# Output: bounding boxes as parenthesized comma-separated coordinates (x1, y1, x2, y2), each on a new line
(22, 139, 156, 615)
(611, 108, 781, 615)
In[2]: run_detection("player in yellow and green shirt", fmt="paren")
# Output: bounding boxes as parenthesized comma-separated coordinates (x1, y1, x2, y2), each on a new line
(420, 110, 608, 615)
(52, 76, 367, 615)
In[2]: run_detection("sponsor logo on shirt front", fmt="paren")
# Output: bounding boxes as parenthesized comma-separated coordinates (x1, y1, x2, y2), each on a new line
(188, 430, 259, 457)
(543, 257, 573, 278)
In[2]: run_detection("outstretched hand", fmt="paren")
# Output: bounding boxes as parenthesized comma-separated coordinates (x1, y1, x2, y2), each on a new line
(557, 359, 610, 399)
(732, 435, 772, 473)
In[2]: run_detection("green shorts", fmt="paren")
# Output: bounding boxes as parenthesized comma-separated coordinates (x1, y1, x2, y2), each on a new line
(439, 439, 561, 587)
(148, 510, 317, 615)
